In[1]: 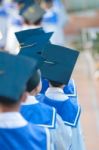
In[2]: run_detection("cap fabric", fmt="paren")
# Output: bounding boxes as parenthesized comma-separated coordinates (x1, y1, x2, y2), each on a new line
(20, 2, 45, 23)
(0, 51, 38, 102)
(18, 32, 53, 64)
(40, 43, 79, 84)
(15, 28, 45, 46)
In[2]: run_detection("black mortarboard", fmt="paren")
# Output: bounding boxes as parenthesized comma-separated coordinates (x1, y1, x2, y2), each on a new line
(15, 28, 45, 47)
(0, 51, 38, 102)
(40, 43, 79, 84)
(18, 32, 53, 64)
(20, 2, 45, 23)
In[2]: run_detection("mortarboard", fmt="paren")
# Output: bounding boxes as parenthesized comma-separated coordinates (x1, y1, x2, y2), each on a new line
(0, 51, 38, 102)
(43, 0, 53, 3)
(18, 0, 35, 15)
(15, 28, 45, 47)
(18, 32, 53, 64)
(14, 0, 24, 3)
(40, 43, 79, 85)
(20, 2, 45, 23)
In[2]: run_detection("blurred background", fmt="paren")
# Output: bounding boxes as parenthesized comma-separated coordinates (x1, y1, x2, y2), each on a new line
(0, 0, 99, 149)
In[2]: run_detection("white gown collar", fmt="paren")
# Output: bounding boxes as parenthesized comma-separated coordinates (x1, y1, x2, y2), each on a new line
(0, 112, 27, 128)
(22, 95, 39, 105)
(45, 87, 69, 101)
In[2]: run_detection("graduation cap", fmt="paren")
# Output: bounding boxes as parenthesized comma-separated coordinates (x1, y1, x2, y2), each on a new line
(18, 0, 35, 15)
(14, 0, 24, 3)
(15, 28, 45, 47)
(40, 43, 79, 85)
(18, 32, 53, 64)
(0, 51, 38, 102)
(20, 2, 45, 23)
(43, 0, 53, 3)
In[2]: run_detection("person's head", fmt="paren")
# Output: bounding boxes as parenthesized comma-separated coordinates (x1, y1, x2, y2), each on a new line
(0, 93, 27, 112)
(19, 2, 45, 26)
(24, 17, 43, 26)
(0, 51, 38, 112)
(26, 69, 42, 96)
(41, 0, 53, 9)
(49, 80, 65, 89)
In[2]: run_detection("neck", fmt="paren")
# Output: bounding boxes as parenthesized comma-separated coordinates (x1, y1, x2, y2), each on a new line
(0, 103, 20, 113)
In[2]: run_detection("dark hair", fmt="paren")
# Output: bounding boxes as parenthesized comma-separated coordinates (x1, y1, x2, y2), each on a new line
(33, 17, 43, 26)
(24, 17, 42, 26)
(49, 80, 63, 87)
(24, 18, 32, 25)
(44, 0, 53, 3)
(27, 70, 41, 92)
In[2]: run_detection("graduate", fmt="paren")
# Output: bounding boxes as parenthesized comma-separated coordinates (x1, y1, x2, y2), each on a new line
(20, 69, 72, 150)
(16, 0, 45, 30)
(35, 43, 85, 150)
(16, 33, 72, 150)
(21, 70, 57, 129)
(41, 0, 69, 46)
(6, 0, 45, 54)
(38, 43, 80, 127)
(0, 51, 51, 150)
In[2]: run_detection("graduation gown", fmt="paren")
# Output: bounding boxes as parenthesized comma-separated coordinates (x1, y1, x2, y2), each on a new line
(0, 112, 50, 150)
(20, 96, 56, 129)
(41, 96, 81, 128)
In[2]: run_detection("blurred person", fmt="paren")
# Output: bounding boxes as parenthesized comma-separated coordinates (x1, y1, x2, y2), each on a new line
(41, 0, 69, 46)
(16, 32, 72, 150)
(21, 69, 72, 150)
(5, 0, 45, 54)
(0, 0, 9, 50)
(36, 43, 85, 150)
(0, 51, 51, 150)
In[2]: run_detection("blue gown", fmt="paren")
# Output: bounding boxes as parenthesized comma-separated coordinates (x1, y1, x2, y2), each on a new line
(20, 102, 56, 129)
(0, 123, 48, 150)
(37, 79, 85, 150)
(40, 96, 81, 128)
(37, 79, 80, 127)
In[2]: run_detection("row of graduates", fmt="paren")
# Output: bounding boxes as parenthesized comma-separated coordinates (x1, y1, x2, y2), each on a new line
(0, 1, 85, 150)
(5, 0, 68, 54)
(0, 28, 85, 150)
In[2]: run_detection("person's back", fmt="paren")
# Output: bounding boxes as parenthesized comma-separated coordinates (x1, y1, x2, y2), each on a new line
(0, 52, 50, 150)
(40, 80, 85, 150)
(0, 113, 49, 150)
(21, 96, 56, 129)
(20, 70, 72, 150)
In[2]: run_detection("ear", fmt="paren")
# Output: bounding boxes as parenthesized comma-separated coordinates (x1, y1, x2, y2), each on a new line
(20, 92, 28, 103)
(36, 80, 42, 94)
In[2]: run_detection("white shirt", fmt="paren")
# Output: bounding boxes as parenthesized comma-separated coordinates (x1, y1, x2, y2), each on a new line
(0, 112, 27, 128)
(45, 87, 69, 101)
